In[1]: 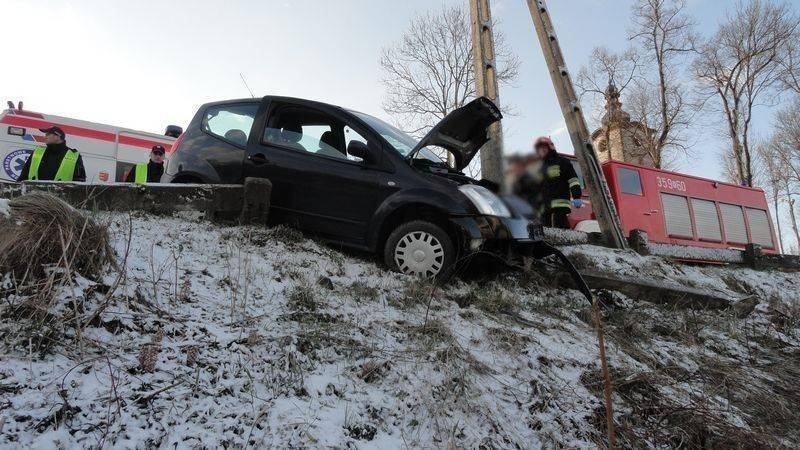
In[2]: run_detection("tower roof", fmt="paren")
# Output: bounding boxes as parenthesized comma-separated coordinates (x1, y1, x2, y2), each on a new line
(601, 83, 630, 125)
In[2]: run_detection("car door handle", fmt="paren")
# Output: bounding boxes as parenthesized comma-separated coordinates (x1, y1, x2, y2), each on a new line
(248, 153, 271, 165)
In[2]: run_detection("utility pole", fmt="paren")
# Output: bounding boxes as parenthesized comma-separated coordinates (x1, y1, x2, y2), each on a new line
(469, 0, 504, 185)
(526, 0, 627, 249)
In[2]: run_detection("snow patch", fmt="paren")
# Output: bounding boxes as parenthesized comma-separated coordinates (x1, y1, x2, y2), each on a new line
(0, 212, 797, 448)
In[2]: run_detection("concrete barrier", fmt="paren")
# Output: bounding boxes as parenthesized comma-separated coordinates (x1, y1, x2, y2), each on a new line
(0, 181, 245, 220)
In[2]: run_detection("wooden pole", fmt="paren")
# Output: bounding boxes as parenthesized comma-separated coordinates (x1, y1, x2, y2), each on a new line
(526, 0, 628, 249)
(469, 0, 504, 185)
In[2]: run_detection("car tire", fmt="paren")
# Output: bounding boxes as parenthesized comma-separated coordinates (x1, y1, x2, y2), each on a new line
(383, 220, 455, 279)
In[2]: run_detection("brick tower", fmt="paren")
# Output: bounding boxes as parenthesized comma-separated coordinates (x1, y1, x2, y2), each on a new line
(591, 84, 655, 167)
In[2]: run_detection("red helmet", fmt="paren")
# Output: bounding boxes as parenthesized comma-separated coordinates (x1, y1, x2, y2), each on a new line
(533, 136, 555, 151)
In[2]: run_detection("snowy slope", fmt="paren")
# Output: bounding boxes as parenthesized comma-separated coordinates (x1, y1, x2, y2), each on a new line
(1, 211, 798, 448)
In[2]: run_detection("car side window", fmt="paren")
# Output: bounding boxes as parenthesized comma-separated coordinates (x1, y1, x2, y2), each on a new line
(262, 105, 368, 163)
(203, 103, 259, 147)
(343, 126, 369, 163)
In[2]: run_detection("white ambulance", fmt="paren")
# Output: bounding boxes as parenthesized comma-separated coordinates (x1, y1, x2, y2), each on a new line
(0, 102, 180, 182)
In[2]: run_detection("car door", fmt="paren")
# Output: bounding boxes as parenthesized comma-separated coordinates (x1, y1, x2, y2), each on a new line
(244, 101, 381, 245)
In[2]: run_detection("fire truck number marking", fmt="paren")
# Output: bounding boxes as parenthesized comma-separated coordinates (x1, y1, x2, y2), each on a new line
(657, 177, 687, 192)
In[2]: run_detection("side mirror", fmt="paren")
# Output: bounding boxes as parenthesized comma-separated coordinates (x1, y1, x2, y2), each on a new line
(347, 140, 373, 163)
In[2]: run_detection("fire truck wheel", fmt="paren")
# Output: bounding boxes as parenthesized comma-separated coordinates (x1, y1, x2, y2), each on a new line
(383, 220, 455, 279)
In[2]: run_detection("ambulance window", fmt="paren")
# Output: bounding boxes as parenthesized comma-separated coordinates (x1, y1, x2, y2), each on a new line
(203, 103, 259, 147)
(617, 167, 643, 195)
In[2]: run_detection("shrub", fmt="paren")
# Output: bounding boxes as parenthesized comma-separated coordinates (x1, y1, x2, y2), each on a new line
(0, 193, 114, 281)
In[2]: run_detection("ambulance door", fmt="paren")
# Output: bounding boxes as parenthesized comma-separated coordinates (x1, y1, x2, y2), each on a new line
(0, 120, 36, 182)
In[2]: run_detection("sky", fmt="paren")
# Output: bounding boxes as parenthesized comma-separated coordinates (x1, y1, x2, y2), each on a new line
(0, 0, 794, 238)
(0, 0, 777, 173)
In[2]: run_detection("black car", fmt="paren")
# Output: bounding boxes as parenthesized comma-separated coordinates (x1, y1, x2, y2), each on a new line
(164, 96, 542, 277)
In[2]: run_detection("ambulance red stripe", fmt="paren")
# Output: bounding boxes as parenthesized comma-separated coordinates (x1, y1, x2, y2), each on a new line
(1, 115, 172, 152)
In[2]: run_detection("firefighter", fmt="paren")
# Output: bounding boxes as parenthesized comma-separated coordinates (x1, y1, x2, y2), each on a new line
(16, 126, 86, 182)
(125, 145, 166, 184)
(515, 136, 582, 229)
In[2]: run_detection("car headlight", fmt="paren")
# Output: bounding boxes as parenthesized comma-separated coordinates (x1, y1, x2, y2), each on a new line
(458, 185, 511, 218)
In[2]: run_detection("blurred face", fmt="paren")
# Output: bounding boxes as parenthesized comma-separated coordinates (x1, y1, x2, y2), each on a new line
(150, 149, 165, 163)
(44, 132, 63, 145)
(535, 144, 550, 158)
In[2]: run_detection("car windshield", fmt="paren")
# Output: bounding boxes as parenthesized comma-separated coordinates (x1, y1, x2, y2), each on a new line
(352, 111, 445, 164)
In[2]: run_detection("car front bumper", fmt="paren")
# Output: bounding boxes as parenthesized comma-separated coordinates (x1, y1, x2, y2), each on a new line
(449, 215, 545, 256)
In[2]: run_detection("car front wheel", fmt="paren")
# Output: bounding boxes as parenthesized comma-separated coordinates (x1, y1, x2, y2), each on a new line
(383, 220, 455, 278)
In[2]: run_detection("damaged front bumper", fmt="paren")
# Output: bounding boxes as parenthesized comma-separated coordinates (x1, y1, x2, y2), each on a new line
(449, 214, 545, 258)
(450, 193, 545, 258)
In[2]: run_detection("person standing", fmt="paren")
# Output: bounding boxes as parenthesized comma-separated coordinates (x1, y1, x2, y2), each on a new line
(16, 126, 86, 182)
(125, 145, 166, 184)
(514, 136, 582, 229)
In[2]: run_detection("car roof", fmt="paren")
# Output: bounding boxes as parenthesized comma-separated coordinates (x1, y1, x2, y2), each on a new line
(200, 96, 354, 115)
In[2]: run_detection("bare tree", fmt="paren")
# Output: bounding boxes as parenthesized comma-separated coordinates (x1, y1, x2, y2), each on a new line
(772, 99, 800, 249)
(757, 98, 800, 252)
(779, 39, 800, 94)
(576, 47, 645, 164)
(380, 4, 519, 137)
(756, 142, 787, 252)
(628, 0, 698, 167)
(576, 46, 642, 124)
(693, 0, 798, 187)
(772, 98, 800, 188)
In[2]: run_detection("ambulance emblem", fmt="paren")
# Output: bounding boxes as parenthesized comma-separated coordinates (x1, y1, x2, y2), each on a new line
(3, 149, 33, 180)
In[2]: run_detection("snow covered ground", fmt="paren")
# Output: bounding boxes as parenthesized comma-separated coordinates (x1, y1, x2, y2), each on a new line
(1, 209, 799, 448)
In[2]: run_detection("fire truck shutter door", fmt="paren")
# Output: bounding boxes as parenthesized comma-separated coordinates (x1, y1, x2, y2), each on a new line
(691, 199, 722, 242)
(720, 203, 748, 244)
(745, 208, 774, 248)
(661, 193, 693, 239)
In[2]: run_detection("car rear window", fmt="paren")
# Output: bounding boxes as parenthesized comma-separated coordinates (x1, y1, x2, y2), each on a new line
(203, 103, 259, 147)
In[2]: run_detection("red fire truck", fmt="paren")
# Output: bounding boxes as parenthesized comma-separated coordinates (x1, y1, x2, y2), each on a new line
(564, 156, 778, 253)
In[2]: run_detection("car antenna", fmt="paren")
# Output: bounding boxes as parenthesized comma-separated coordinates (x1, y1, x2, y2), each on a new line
(239, 73, 255, 99)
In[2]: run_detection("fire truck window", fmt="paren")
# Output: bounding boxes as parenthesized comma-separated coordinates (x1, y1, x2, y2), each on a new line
(691, 199, 722, 242)
(203, 103, 259, 147)
(617, 167, 643, 195)
(661, 193, 693, 238)
(745, 208, 774, 248)
(720, 203, 748, 244)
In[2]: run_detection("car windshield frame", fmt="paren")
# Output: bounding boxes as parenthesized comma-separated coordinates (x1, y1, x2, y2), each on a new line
(351, 111, 445, 164)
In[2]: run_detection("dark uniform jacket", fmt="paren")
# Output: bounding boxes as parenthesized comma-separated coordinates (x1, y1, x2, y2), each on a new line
(514, 151, 582, 213)
(539, 151, 582, 211)
(124, 161, 164, 183)
(16, 142, 86, 182)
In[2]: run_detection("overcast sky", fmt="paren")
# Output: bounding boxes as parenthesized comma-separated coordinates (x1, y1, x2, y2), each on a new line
(0, 0, 785, 179)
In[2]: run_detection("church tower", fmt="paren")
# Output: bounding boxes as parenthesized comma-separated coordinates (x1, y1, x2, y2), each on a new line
(591, 84, 655, 167)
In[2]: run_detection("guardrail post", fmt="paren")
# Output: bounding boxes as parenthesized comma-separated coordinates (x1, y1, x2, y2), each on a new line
(744, 243, 763, 270)
(628, 229, 649, 255)
(240, 177, 272, 225)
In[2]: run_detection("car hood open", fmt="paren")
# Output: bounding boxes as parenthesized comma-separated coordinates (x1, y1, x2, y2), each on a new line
(407, 96, 502, 171)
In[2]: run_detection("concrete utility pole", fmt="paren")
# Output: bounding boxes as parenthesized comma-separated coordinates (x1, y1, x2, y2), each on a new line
(526, 0, 628, 249)
(469, 0, 504, 185)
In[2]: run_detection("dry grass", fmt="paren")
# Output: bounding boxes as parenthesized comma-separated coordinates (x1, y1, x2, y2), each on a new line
(450, 282, 519, 314)
(287, 283, 318, 312)
(0, 193, 114, 282)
